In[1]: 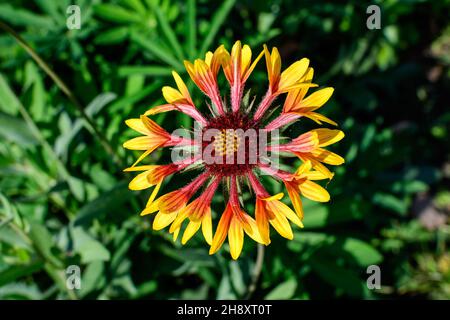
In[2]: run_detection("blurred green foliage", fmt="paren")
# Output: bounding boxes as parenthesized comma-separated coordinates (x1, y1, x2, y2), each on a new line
(0, 0, 449, 299)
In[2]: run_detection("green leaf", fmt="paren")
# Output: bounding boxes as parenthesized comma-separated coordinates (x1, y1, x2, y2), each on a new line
(148, 1, 184, 60)
(289, 232, 330, 252)
(23, 61, 46, 120)
(93, 4, 141, 24)
(28, 220, 63, 268)
(199, 0, 236, 54)
(0, 4, 54, 28)
(186, 0, 197, 58)
(310, 254, 367, 298)
(131, 31, 183, 70)
(229, 261, 246, 297)
(54, 92, 116, 158)
(340, 238, 383, 267)
(302, 199, 366, 228)
(0, 74, 21, 115)
(132, 281, 157, 299)
(122, 0, 146, 15)
(79, 261, 105, 298)
(109, 81, 162, 113)
(0, 224, 30, 249)
(0, 112, 39, 146)
(265, 279, 297, 299)
(71, 227, 110, 263)
(73, 182, 131, 227)
(94, 27, 129, 45)
(67, 176, 85, 202)
(216, 273, 236, 299)
(373, 192, 408, 215)
(117, 66, 173, 77)
(0, 282, 42, 299)
(0, 260, 44, 287)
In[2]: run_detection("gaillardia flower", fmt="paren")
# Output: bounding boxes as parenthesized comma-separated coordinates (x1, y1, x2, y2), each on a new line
(123, 41, 344, 259)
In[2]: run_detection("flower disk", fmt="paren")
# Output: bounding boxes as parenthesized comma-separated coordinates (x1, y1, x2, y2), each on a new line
(123, 40, 345, 260)
(202, 112, 260, 177)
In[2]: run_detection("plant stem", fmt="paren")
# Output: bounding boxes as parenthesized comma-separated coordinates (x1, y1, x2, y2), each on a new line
(245, 244, 265, 299)
(0, 20, 122, 167)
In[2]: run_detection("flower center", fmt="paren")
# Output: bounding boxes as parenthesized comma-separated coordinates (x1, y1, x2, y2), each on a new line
(213, 129, 240, 156)
(202, 112, 260, 177)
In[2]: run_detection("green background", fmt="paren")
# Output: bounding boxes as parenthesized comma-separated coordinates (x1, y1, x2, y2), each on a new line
(0, 0, 449, 299)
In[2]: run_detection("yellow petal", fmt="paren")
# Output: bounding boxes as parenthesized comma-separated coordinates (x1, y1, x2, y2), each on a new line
(124, 165, 155, 172)
(240, 44, 251, 75)
(244, 49, 264, 81)
(284, 67, 315, 112)
(123, 136, 157, 150)
(303, 112, 338, 126)
(299, 87, 334, 109)
(228, 216, 244, 260)
(209, 207, 232, 255)
(153, 211, 177, 230)
(184, 60, 196, 82)
(311, 129, 344, 147)
(172, 71, 191, 102)
(279, 82, 318, 94)
(297, 67, 315, 100)
(125, 119, 151, 135)
(299, 180, 330, 202)
(204, 51, 213, 67)
(162, 86, 184, 103)
(268, 200, 303, 228)
(304, 168, 332, 181)
(131, 148, 156, 167)
(172, 226, 180, 242)
(201, 213, 213, 245)
(310, 148, 345, 165)
(264, 45, 281, 88)
(269, 211, 293, 240)
(278, 58, 310, 92)
(307, 159, 334, 180)
(295, 160, 313, 176)
(169, 207, 189, 233)
(285, 182, 304, 220)
(195, 59, 209, 78)
(181, 220, 201, 244)
(255, 198, 270, 245)
(144, 104, 176, 116)
(146, 180, 162, 207)
(140, 198, 160, 216)
(128, 171, 152, 190)
(270, 47, 281, 78)
(262, 192, 284, 201)
(283, 88, 301, 113)
(242, 215, 266, 245)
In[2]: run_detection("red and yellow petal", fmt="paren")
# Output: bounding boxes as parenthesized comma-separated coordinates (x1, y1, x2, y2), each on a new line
(284, 181, 305, 220)
(228, 215, 244, 260)
(209, 204, 232, 255)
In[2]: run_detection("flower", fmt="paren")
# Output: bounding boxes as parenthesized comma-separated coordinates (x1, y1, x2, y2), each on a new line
(123, 41, 344, 259)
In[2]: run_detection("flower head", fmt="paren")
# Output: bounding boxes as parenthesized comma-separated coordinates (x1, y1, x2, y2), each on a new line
(123, 41, 344, 259)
